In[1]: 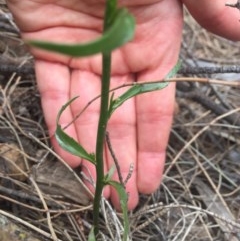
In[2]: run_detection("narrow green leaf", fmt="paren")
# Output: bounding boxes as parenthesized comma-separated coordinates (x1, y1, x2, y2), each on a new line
(108, 82, 168, 117)
(107, 180, 129, 241)
(139, 81, 169, 93)
(88, 228, 96, 241)
(55, 97, 96, 165)
(108, 62, 181, 117)
(28, 9, 135, 57)
(104, 165, 116, 182)
(165, 60, 181, 79)
(56, 126, 96, 164)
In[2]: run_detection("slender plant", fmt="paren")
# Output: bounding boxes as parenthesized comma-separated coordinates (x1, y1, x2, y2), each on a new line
(28, 0, 179, 240)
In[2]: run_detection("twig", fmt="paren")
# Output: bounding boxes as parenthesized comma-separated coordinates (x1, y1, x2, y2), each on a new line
(165, 107, 240, 176)
(0, 21, 19, 33)
(2, 59, 240, 76)
(177, 90, 240, 126)
(0, 185, 71, 211)
(64, 76, 240, 131)
(178, 65, 240, 75)
(105, 131, 134, 187)
(132, 202, 240, 230)
(30, 176, 58, 241)
(105, 131, 124, 186)
(0, 63, 34, 75)
(0, 210, 63, 241)
(28, 132, 94, 199)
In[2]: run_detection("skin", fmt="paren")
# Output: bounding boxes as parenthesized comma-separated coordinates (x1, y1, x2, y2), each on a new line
(6, 0, 240, 210)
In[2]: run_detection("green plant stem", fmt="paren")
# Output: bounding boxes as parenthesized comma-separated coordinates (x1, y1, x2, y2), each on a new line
(93, 0, 116, 237)
(93, 52, 111, 236)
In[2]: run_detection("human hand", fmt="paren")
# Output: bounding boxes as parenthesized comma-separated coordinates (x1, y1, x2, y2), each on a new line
(6, 0, 240, 210)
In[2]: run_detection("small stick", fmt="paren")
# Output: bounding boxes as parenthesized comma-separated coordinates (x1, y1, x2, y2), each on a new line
(105, 131, 124, 186)
(0, 209, 63, 241)
(105, 132, 134, 188)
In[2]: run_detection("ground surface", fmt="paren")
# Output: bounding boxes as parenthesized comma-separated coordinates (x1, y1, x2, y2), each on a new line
(0, 3, 240, 241)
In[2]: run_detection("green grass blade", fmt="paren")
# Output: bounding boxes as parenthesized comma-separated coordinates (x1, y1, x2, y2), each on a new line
(28, 9, 135, 57)
(108, 82, 168, 117)
(104, 165, 116, 181)
(108, 62, 181, 117)
(88, 228, 96, 241)
(107, 180, 129, 241)
(55, 97, 96, 164)
(165, 61, 181, 79)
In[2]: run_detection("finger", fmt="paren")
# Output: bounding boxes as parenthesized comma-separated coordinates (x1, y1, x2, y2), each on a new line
(106, 74, 138, 211)
(70, 70, 110, 197)
(35, 60, 81, 167)
(134, 0, 182, 195)
(136, 70, 176, 194)
(182, 0, 240, 40)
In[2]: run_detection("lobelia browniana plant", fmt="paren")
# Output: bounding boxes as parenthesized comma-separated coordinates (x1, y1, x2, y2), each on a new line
(29, 0, 180, 240)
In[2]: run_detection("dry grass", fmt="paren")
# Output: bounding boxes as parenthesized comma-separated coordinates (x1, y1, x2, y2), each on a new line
(0, 3, 240, 241)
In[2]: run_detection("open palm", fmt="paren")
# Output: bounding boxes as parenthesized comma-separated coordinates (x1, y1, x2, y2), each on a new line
(7, 0, 240, 210)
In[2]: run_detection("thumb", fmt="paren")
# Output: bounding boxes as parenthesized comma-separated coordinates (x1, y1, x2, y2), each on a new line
(182, 0, 240, 40)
